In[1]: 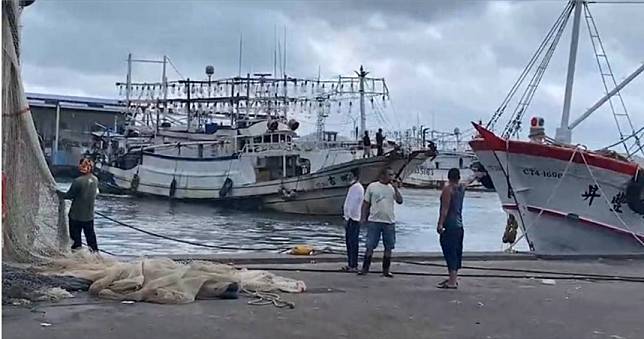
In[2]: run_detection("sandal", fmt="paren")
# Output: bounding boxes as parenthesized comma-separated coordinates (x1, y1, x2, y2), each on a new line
(340, 266, 358, 272)
(436, 280, 458, 289)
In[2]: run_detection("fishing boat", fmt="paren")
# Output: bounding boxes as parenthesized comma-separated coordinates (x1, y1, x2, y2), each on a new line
(470, 0, 644, 255)
(94, 60, 434, 215)
(400, 128, 479, 189)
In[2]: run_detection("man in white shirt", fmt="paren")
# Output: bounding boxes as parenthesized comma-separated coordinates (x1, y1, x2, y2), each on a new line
(358, 167, 403, 277)
(342, 168, 363, 272)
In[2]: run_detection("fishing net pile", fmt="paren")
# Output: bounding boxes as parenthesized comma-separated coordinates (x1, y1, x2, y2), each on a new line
(2, 0, 305, 304)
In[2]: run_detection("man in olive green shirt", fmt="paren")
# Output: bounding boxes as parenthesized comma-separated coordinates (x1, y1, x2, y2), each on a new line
(59, 158, 100, 252)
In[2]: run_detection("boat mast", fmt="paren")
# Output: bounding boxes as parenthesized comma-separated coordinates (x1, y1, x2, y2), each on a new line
(126, 53, 132, 113)
(556, 0, 583, 144)
(357, 65, 368, 137)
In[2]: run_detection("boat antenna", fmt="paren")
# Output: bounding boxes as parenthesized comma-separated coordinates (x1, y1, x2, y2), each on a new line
(238, 32, 243, 77)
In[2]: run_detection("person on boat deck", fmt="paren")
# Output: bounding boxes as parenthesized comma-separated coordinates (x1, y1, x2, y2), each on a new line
(436, 168, 480, 289)
(342, 168, 364, 272)
(358, 167, 403, 277)
(376, 128, 385, 156)
(58, 158, 100, 253)
(362, 131, 373, 158)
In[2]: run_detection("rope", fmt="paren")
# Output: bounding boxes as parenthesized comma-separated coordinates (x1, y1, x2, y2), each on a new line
(578, 152, 644, 247)
(507, 146, 581, 251)
(241, 288, 295, 309)
(250, 266, 644, 283)
(398, 260, 644, 281)
(94, 211, 284, 252)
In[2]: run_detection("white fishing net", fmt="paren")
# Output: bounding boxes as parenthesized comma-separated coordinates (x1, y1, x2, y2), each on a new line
(2, 0, 305, 304)
(2, 0, 69, 263)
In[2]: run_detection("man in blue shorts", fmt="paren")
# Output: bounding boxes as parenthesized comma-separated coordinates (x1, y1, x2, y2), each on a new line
(358, 167, 403, 277)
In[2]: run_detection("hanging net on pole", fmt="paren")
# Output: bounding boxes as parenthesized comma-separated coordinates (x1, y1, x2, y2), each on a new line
(2, 0, 69, 263)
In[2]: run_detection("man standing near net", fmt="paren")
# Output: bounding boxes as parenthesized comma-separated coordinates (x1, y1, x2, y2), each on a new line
(59, 158, 100, 253)
(358, 167, 403, 277)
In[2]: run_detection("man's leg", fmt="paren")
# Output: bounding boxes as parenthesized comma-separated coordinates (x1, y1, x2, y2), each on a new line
(358, 223, 380, 275)
(347, 220, 360, 269)
(69, 219, 83, 250)
(440, 228, 458, 287)
(382, 223, 396, 278)
(82, 220, 99, 253)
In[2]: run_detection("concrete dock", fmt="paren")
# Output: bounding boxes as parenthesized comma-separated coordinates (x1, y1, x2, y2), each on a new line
(3, 254, 644, 339)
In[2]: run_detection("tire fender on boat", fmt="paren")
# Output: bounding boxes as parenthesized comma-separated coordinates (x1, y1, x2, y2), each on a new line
(219, 178, 233, 198)
(169, 178, 177, 198)
(279, 187, 297, 201)
(626, 170, 644, 215)
(130, 173, 140, 192)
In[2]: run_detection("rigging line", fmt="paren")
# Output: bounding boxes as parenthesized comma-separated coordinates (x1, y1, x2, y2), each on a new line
(501, 2, 573, 138)
(578, 152, 644, 247)
(165, 57, 185, 80)
(487, 1, 574, 129)
(583, 3, 642, 157)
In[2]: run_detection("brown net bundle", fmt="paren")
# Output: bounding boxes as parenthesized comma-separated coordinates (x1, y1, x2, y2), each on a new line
(2, 0, 69, 263)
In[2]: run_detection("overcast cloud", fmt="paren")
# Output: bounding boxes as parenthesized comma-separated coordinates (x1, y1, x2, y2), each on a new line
(19, 0, 644, 148)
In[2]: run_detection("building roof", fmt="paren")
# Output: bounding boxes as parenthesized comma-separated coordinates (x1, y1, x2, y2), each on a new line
(26, 92, 124, 113)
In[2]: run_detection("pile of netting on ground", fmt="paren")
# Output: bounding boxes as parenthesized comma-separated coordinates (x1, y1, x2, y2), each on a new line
(1, 0, 305, 305)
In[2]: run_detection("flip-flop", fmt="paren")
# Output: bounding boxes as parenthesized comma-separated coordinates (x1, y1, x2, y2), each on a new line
(436, 283, 458, 289)
(436, 279, 449, 288)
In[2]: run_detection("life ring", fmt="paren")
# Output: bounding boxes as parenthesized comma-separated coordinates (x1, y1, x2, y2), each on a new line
(279, 187, 297, 201)
(130, 173, 140, 192)
(169, 178, 177, 198)
(219, 178, 233, 198)
(626, 170, 644, 214)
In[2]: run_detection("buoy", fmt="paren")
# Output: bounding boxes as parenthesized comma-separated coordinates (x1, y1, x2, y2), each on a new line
(502, 214, 519, 244)
(289, 245, 314, 256)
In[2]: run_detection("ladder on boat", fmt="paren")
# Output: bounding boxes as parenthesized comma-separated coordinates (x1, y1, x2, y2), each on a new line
(583, 3, 644, 158)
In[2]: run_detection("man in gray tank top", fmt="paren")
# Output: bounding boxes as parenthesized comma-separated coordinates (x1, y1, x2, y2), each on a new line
(436, 168, 479, 289)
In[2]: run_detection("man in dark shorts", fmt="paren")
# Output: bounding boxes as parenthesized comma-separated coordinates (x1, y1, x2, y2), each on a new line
(59, 158, 100, 252)
(362, 131, 372, 158)
(436, 168, 479, 289)
(358, 167, 403, 277)
(341, 168, 364, 272)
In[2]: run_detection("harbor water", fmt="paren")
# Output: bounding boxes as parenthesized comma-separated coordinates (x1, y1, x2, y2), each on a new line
(60, 182, 525, 255)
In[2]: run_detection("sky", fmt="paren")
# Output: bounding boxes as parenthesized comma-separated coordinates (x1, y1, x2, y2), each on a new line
(19, 0, 644, 149)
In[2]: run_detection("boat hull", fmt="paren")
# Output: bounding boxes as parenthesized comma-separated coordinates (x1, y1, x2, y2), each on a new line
(469, 124, 644, 255)
(98, 149, 432, 215)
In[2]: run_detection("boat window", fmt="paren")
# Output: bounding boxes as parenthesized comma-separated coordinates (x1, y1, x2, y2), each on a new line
(263, 135, 270, 143)
(435, 162, 440, 169)
(272, 134, 279, 143)
(280, 134, 286, 142)
(254, 136, 261, 144)
(287, 135, 292, 142)
(459, 158, 464, 168)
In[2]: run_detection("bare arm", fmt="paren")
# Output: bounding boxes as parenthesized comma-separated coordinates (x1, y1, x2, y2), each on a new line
(437, 186, 452, 233)
(392, 182, 403, 204)
(360, 201, 371, 224)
